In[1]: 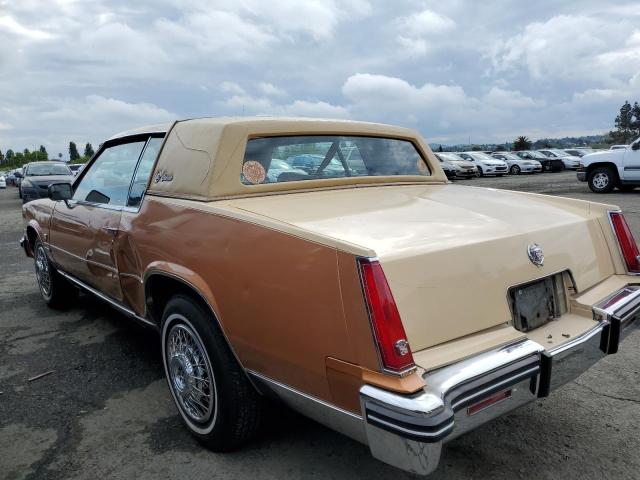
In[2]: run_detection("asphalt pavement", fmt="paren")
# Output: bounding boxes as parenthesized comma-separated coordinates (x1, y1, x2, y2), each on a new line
(1, 172, 639, 480)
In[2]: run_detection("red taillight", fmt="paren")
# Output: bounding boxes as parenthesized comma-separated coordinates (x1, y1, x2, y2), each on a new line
(609, 212, 640, 274)
(357, 258, 415, 374)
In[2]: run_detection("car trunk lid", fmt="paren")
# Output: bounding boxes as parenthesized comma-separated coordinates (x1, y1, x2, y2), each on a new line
(228, 184, 616, 351)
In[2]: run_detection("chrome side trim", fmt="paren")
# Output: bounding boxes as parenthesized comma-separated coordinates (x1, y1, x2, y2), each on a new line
(58, 270, 155, 328)
(247, 370, 366, 444)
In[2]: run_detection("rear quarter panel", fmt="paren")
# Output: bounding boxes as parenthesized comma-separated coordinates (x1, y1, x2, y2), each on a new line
(120, 196, 378, 404)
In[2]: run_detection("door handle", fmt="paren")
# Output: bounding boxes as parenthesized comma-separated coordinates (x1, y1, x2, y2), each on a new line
(102, 227, 119, 237)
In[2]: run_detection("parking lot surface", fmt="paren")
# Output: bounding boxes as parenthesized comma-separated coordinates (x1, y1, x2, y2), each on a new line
(1, 172, 639, 480)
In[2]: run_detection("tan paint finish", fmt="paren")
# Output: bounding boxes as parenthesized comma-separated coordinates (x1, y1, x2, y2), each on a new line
(412, 325, 526, 373)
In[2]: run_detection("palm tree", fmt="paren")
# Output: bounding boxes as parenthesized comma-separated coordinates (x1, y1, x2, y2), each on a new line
(513, 136, 532, 151)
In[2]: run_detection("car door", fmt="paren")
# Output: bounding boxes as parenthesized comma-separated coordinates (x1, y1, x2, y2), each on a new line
(113, 136, 165, 315)
(48, 138, 148, 302)
(623, 142, 640, 181)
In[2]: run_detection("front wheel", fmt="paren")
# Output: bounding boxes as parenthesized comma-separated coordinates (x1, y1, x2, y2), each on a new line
(510, 165, 521, 175)
(588, 167, 616, 193)
(476, 166, 484, 177)
(162, 295, 262, 451)
(33, 240, 77, 309)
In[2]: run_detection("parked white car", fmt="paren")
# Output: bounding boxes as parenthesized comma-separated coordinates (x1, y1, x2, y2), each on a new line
(435, 152, 477, 178)
(538, 149, 581, 170)
(565, 148, 598, 157)
(0, 174, 6, 188)
(491, 152, 542, 174)
(577, 137, 640, 192)
(458, 152, 508, 176)
(610, 145, 629, 150)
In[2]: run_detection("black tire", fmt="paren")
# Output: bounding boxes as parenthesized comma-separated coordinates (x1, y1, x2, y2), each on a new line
(477, 166, 484, 177)
(588, 167, 616, 193)
(161, 295, 262, 451)
(510, 165, 521, 175)
(33, 240, 77, 309)
(18, 188, 22, 199)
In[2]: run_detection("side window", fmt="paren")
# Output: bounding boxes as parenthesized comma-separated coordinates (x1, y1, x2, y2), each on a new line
(73, 141, 146, 206)
(128, 137, 164, 208)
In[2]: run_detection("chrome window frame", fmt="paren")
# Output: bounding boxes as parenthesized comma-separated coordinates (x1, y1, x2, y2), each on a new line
(69, 132, 167, 214)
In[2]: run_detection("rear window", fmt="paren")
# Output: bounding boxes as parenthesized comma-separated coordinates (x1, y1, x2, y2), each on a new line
(240, 135, 429, 185)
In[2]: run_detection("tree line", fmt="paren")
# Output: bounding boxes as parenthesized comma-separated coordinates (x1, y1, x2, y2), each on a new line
(0, 142, 95, 169)
(509, 100, 639, 151)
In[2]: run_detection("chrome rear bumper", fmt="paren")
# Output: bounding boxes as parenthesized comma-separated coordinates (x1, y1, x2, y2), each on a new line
(359, 285, 640, 476)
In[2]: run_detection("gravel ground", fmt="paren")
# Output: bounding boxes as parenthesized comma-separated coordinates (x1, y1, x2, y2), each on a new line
(0, 172, 639, 480)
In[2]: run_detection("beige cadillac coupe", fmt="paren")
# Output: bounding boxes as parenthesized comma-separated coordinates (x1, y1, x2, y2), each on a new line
(21, 118, 640, 475)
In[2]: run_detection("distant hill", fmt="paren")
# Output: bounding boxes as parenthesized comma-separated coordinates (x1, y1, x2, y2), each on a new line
(431, 134, 611, 152)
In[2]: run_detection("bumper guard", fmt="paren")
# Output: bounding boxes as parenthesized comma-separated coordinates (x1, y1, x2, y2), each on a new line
(360, 285, 640, 476)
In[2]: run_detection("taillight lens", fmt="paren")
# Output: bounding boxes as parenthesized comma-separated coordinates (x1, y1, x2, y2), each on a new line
(357, 258, 415, 373)
(609, 211, 640, 273)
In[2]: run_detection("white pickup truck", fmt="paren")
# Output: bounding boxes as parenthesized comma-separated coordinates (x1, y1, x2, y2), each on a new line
(577, 137, 640, 192)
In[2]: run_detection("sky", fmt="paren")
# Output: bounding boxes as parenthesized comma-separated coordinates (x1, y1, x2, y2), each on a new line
(1, 0, 640, 158)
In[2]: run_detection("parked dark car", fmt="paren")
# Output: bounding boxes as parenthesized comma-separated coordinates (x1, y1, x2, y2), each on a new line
(20, 162, 74, 204)
(515, 151, 564, 172)
(68, 163, 86, 176)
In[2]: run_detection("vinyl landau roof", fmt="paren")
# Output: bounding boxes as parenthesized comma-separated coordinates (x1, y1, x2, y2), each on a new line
(115, 117, 446, 201)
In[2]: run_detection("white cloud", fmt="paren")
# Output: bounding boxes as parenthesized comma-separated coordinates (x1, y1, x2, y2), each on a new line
(1, 0, 640, 153)
(258, 82, 286, 97)
(397, 36, 428, 57)
(489, 14, 640, 87)
(0, 15, 53, 40)
(396, 9, 456, 36)
(483, 87, 543, 108)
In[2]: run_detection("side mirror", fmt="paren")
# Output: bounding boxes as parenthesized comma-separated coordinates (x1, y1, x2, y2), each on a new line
(632, 143, 639, 151)
(48, 183, 73, 201)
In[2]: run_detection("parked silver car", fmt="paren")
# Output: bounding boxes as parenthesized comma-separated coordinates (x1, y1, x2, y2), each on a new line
(458, 152, 508, 176)
(491, 152, 542, 174)
(538, 149, 580, 170)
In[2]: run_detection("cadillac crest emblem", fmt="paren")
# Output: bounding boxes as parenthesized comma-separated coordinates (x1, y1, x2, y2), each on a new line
(527, 243, 544, 267)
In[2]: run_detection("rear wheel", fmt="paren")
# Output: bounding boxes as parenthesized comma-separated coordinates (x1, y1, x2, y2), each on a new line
(33, 240, 77, 309)
(161, 295, 262, 451)
(588, 167, 616, 193)
(510, 165, 521, 175)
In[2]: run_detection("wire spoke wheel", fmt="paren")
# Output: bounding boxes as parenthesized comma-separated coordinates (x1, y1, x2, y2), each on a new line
(166, 321, 216, 424)
(35, 245, 51, 297)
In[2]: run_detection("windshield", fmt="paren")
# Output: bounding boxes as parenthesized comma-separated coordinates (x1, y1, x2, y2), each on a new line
(26, 163, 71, 176)
(241, 135, 429, 185)
(527, 151, 548, 159)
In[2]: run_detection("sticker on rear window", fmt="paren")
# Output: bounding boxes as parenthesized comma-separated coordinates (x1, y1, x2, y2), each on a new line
(242, 160, 266, 185)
